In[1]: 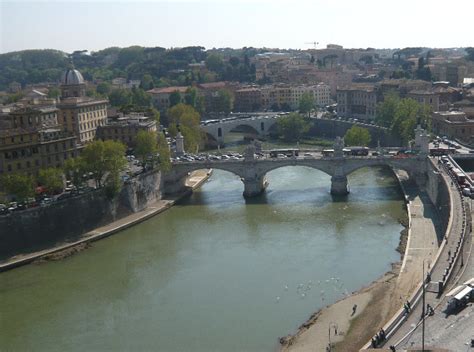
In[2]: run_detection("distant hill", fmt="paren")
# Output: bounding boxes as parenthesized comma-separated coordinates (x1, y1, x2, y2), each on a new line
(0, 46, 260, 90)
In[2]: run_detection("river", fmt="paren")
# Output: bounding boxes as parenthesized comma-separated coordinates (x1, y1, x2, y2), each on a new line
(0, 166, 405, 351)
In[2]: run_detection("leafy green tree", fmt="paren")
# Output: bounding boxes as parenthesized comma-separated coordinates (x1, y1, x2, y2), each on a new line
(299, 92, 314, 117)
(135, 130, 158, 165)
(63, 157, 86, 187)
(96, 82, 111, 96)
(0, 173, 35, 201)
(205, 54, 225, 73)
(344, 126, 371, 146)
(215, 89, 234, 114)
(5, 92, 24, 104)
(141, 74, 154, 90)
(81, 140, 127, 188)
(392, 98, 431, 144)
(109, 89, 132, 107)
(184, 87, 198, 107)
(157, 132, 171, 172)
(196, 95, 206, 114)
(276, 112, 310, 142)
(38, 168, 64, 194)
(47, 87, 61, 99)
(131, 87, 151, 107)
(169, 91, 182, 108)
(167, 103, 203, 152)
(466, 47, 474, 61)
(376, 92, 400, 127)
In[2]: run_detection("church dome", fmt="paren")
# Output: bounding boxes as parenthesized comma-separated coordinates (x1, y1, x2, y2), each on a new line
(61, 68, 85, 85)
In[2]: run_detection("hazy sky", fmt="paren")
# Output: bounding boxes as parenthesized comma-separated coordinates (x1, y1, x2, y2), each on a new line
(1, 0, 473, 54)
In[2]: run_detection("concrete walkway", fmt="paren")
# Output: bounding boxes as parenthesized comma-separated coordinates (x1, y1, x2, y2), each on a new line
(396, 172, 440, 303)
(0, 170, 212, 272)
(384, 164, 468, 348)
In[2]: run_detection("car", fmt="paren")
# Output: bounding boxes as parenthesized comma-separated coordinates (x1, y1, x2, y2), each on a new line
(0, 204, 8, 215)
(462, 188, 471, 197)
(40, 198, 53, 206)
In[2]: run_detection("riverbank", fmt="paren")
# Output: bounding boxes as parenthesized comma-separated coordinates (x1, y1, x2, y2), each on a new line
(0, 169, 212, 272)
(280, 170, 441, 352)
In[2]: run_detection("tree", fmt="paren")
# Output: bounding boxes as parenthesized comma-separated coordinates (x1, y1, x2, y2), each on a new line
(375, 92, 400, 127)
(141, 74, 154, 90)
(47, 87, 61, 99)
(81, 140, 127, 188)
(131, 87, 151, 107)
(344, 126, 371, 147)
(109, 89, 132, 107)
(215, 89, 234, 114)
(169, 90, 182, 108)
(135, 130, 158, 165)
(276, 112, 310, 142)
(167, 103, 203, 152)
(466, 47, 474, 61)
(38, 168, 63, 195)
(184, 87, 198, 107)
(63, 157, 86, 187)
(299, 92, 314, 117)
(392, 98, 431, 144)
(96, 82, 111, 96)
(157, 132, 171, 172)
(0, 173, 35, 201)
(205, 53, 224, 73)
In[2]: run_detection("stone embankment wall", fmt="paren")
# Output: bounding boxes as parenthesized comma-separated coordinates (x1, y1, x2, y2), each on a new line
(425, 160, 451, 238)
(0, 170, 162, 260)
(308, 119, 402, 147)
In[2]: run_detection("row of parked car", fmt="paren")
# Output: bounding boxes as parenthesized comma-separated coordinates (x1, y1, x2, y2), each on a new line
(0, 182, 98, 216)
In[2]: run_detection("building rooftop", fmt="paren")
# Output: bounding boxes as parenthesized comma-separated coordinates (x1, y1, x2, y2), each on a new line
(147, 86, 188, 94)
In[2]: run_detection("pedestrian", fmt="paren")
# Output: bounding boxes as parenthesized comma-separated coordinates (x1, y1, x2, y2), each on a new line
(448, 249, 451, 259)
(352, 304, 357, 316)
(334, 326, 337, 335)
(371, 337, 377, 348)
(379, 328, 386, 340)
(390, 345, 396, 352)
(406, 300, 411, 312)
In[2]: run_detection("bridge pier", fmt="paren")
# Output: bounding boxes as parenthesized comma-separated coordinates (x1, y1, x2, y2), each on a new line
(243, 176, 267, 198)
(330, 175, 349, 196)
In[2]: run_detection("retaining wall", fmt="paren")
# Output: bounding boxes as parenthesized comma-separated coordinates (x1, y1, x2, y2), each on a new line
(0, 170, 162, 260)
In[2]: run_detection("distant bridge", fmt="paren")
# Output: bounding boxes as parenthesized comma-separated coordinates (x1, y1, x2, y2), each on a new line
(164, 153, 426, 197)
(200, 113, 284, 145)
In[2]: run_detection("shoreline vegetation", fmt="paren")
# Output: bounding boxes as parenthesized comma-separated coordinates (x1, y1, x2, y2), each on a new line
(280, 170, 436, 352)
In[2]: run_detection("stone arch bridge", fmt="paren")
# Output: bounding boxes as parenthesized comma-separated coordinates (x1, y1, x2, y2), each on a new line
(164, 155, 426, 197)
(201, 114, 281, 145)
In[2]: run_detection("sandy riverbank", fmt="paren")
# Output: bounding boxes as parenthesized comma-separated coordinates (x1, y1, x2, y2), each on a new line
(281, 171, 440, 352)
(0, 169, 212, 271)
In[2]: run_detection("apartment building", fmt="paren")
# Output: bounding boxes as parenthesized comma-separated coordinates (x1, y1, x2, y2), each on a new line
(97, 113, 157, 148)
(336, 86, 377, 120)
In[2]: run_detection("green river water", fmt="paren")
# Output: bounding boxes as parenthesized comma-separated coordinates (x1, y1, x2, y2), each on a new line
(0, 162, 405, 351)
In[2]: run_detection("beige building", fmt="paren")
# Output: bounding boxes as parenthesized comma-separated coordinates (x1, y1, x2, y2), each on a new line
(407, 90, 440, 112)
(336, 85, 377, 120)
(56, 69, 108, 145)
(147, 86, 188, 110)
(97, 113, 157, 148)
(431, 111, 474, 144)
(0, 106, 78, 175)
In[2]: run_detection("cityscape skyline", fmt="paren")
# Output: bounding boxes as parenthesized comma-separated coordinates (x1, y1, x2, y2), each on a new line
(1, 0, 474, 54)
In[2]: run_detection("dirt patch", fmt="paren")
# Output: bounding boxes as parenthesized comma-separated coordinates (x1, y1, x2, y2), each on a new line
(34, 243, 91, 262)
